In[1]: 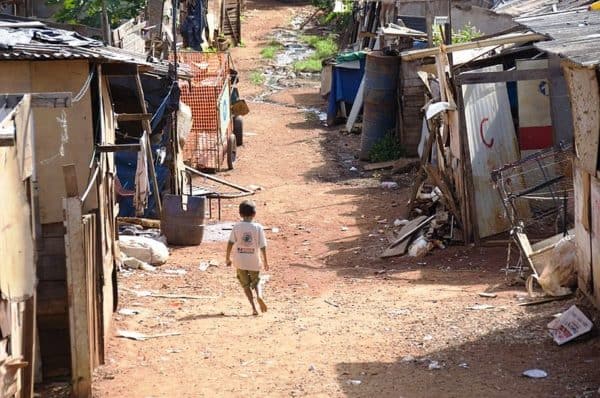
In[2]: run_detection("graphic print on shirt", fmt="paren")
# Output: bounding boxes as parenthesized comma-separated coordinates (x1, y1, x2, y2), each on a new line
(237, 232, 256, 254)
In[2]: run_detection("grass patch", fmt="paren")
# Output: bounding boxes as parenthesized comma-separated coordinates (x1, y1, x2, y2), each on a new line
(294, 34, 338, 73)
(300, 34, 338, 59)
(369, 132, 406, 162)
(249, 70, 265, 85)
(293, 58, 323, 73)
(260, 40, 283, 60)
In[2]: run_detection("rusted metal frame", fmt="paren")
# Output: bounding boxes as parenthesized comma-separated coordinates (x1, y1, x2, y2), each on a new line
(184, 165, 254, 194)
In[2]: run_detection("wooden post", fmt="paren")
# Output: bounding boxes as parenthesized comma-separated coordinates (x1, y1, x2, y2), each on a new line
(62, 165, 92, 398)
(21, 295, 36, 398)
(134, 72, 162, 215)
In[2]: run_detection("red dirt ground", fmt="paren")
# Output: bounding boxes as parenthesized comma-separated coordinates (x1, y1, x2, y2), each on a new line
(82, 2, 600, 397)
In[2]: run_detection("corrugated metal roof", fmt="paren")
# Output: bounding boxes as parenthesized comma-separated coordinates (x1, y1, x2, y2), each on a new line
(0, 14, 189, 77)
(517, 9, 600, 66)
(494, 0, 592, 17)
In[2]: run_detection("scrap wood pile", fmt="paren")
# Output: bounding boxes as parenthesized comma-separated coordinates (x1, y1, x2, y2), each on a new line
(381, 54, 466, 259)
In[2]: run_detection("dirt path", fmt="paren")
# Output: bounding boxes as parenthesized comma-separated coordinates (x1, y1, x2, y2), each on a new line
(92, 2, 600, 397)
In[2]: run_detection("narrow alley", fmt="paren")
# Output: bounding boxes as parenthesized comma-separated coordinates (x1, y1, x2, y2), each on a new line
(86, 2, 600, 397)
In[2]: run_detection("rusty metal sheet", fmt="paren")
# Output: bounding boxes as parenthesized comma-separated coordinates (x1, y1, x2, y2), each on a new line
(462, 65, 522, 238)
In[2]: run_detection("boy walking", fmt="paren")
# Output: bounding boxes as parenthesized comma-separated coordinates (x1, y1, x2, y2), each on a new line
(226, 200, 269, 315)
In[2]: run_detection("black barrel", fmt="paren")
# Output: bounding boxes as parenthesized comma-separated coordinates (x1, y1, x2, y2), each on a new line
(161, 194, 205, 246)
(359, 51, 400, 160)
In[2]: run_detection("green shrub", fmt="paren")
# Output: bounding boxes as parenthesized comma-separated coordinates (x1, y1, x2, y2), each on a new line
(369, 132, 406, 162)
(249, 70, 265, 85)
(294, 35, 338, 72)
(260, 41, 283, 59)
(293, 59, 323, 73)
(433, 23, 482, 46)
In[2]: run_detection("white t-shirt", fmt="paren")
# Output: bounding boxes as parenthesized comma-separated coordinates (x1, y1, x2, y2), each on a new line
(229, 221, 267, 271)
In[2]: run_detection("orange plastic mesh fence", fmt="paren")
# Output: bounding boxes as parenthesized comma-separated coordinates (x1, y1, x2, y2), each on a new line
(177, 51, 230, 169)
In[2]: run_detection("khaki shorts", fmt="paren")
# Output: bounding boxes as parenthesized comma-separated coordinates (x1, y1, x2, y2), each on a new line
(236, 269, 260, 289)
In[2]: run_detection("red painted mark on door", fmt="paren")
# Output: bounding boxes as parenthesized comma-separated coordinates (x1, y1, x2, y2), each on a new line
(480, 117, 494, 148)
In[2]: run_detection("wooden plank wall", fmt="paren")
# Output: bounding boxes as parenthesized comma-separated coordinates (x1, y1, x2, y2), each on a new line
(112, 18, 147, 54)
(221, 0, 241, 46)
(564, 63, 600, 309)
(399, 60, 426, 156)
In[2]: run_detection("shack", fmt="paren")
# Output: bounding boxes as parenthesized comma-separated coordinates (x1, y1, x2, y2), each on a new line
(0, 94, 36, 397)
(517, 8, 600, 309)
(397, 28, 576, 244)
(0, 15, 181, 396)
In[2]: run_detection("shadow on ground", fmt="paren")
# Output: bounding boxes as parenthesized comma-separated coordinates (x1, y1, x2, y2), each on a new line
(335, 307, 600, 398)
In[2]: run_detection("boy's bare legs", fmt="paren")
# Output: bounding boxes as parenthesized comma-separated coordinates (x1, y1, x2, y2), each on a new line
(243, 286, 259, 315)
(255, 285, 267, 313)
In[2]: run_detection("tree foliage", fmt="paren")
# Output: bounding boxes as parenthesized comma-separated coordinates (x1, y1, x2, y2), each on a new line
(46, 0, 147, 28)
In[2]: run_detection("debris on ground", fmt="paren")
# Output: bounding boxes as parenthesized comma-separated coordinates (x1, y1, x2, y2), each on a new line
(532, 236, 577, 297)
(117, 308, 140, 316)
(427, 360, 443, 370)
(120, 252, 157, 272)
(117, 330, 182, 341)
(467, 304, 496, 311)
(380, 181, 398, 189)
(522, 369, 548, 379)
(346, 379, 362, 386)
(164, 269, 187, 276)
(547, 305, 593, 345)
(324, 299, 340, 308)
(478, 292, 498, 298)
(121, 287, 218, 300)
(199, 260, 219, 271)
(119, 235, 169, 265)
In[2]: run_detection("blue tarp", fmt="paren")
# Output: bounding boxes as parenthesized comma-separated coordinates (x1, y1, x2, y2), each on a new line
(114, 76, 179, 218)
(116, 149, 170, 219)
(327, 57, 366, 125)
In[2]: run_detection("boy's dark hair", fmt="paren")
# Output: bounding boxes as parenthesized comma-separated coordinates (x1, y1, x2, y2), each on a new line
(239, 200, 256, 217)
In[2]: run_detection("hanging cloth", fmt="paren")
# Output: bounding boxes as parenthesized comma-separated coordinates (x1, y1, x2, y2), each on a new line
(134, 132, 150, 216)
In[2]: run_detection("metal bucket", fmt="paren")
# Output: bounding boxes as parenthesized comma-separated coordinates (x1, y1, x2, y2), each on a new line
(359, 51, 400, 160)
(161, 194, 205, 246)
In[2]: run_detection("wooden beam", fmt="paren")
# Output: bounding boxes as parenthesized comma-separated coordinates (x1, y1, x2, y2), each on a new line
(115, 113, 152, 122)
(21, 295, 36, 398)
(62, 164, 79, 198)
(96, 143, 141, 152)
(63, 194, 92, 397)
(401, 32, 547, 61)
(456, 68, 549, 85)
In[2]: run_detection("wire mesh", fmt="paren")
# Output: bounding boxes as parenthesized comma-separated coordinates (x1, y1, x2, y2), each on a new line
(177, 51, 230, 170)
(493, 143, 574, 237)
(492, 143, 574, 276)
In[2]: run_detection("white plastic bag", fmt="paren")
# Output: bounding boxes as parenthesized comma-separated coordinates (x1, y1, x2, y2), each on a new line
(119, 235, 169, 265)
(536, 236, 576, 296)
(408, 237, 433, 258)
